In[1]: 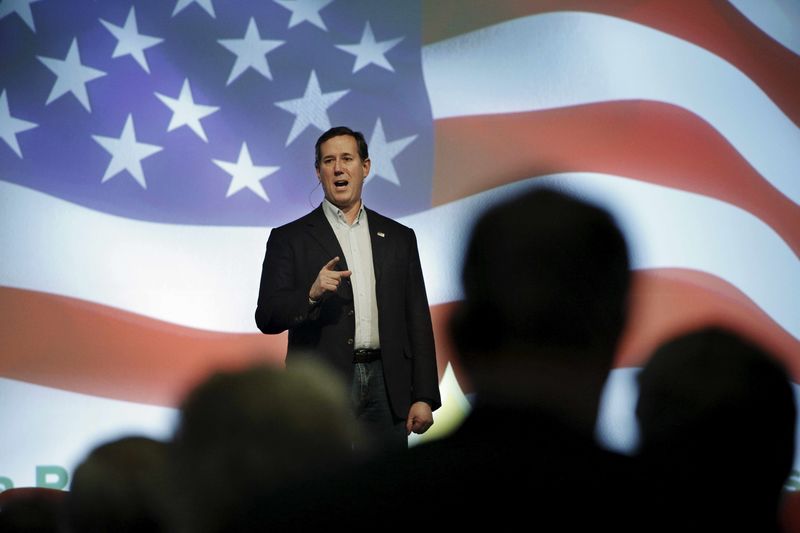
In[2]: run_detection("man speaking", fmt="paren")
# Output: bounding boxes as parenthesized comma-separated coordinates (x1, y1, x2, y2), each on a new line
(255, 126, 440, 451)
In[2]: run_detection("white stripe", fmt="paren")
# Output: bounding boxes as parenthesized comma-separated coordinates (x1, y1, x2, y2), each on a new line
(421, 11, 800, 205)
(408, 173, 800, 341)
(2, 178, 797, 340)
(596, 367, 641, 454)
(0, 181, 267, 333)
(0, 378, 175, 488)
(728, 0, 800, 56)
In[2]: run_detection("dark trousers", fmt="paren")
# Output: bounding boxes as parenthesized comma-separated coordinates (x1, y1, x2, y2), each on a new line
(350, 359, 408, 453)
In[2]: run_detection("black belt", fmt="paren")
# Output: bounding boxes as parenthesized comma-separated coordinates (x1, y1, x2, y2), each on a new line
(353, 348, 381, 363)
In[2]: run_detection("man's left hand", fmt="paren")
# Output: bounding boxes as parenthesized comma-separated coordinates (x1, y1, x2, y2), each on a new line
(406, 401, 434, 435)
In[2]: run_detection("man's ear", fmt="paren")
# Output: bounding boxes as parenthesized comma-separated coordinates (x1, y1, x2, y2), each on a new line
(362, 157, 371, 178)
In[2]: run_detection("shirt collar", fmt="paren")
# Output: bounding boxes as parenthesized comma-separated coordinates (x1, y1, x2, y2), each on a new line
(322, 198, 365, 226)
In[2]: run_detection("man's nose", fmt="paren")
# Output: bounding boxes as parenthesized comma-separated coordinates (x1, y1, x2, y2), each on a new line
(333, 159, 343, 173)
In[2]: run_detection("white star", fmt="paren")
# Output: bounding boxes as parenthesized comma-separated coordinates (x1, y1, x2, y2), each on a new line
(0, 0, 41, 32)
(366, 118, 416, 186)
(218, 17, 285, 85)
(172, 0, 215, 18)
(212, 142, 279, 201)
(92, 114, 163, 188)
(273, 0, 334, 30)
(274, 70, 348, 146)
(336, 22, 403, 73)
(37, 38, 106, 112)
(100, 6, 163, 74)
(155, 79, 219, 142)
(0, 90, 37, 158)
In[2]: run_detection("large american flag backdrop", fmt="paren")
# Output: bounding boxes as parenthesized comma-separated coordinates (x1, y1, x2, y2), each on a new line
(1, 0, 798, 488)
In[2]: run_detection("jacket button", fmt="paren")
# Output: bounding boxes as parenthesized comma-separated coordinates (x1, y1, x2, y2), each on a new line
(347, 338, 354, 345)
(347, 309, 354, 316)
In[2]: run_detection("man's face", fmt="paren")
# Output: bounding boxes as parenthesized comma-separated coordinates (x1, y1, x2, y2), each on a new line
(316, 135, 370, 213)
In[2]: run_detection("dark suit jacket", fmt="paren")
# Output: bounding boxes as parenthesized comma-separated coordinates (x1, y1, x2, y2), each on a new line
(255, 205, 440, 418)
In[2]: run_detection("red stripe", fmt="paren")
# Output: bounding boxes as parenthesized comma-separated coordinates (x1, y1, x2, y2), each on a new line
(431, 101, 800, 256)
(617, 268, 800, 380)
(3, 266, 798, 404)
(436, 269, 800, 394)
(0, 287, 283, 406)
(422, 0, 800, 126)
(0, 288, 451, 406)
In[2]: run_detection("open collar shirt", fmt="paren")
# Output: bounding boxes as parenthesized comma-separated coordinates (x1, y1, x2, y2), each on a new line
(322, 199, 380, 350)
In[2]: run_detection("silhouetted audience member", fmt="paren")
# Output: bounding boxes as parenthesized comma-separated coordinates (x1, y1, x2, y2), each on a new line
(636, 327, 796, 532)
(289, 187, 641, 530)
(63, 436, 168, 533)
(450, 187, 631, 436)
(0, 487, 65, 533)
(166, 357, 361, 533)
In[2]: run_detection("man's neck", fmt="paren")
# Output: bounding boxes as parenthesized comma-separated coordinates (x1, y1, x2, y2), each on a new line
(468, 348, 613, 439)
(326, 199, 362, 225)
(342, 202, 361, 225)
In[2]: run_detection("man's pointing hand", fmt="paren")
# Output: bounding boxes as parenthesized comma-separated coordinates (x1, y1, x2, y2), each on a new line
(309, 256, 352, 301)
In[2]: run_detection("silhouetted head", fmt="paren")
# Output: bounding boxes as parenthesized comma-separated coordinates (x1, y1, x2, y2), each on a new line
(168, 357, 359, 533)
(448, 188, 630, 431)
(66, 436, 168, 533)
(0, 487, 65, 533)
(636, 327, 796, 528)
(451, 187, 630, 359)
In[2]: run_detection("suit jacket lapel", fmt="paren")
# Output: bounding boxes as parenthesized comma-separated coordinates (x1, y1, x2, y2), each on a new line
(367, 208, 387, 282)
(305, 205, 348, 270)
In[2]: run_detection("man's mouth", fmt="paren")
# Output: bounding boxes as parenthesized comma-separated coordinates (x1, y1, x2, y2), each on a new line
(334, 179, 349, 188)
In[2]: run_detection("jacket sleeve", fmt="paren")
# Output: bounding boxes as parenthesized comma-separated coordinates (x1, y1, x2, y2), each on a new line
(405, 229, 442, 411)
(255, 227, 321, 334)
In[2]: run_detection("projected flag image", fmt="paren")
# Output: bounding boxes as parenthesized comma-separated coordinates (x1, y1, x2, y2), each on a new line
(0, 0, 798, 490)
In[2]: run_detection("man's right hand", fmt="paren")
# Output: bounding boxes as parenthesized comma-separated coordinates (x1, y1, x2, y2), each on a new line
(309, 257, 352, 301)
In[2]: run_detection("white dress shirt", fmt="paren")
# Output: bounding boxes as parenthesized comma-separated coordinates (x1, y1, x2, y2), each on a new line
(322, 199, 380, 350)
